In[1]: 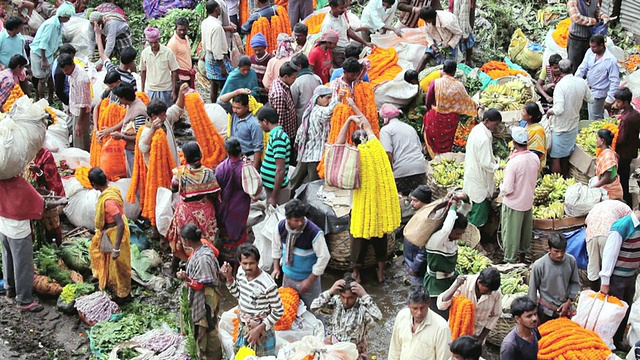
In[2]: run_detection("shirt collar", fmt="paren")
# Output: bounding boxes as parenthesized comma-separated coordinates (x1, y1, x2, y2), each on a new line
(509, 149, 531, 159)
(631, 211, 640, 228)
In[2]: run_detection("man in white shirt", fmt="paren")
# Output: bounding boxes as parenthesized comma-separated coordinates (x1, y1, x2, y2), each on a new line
(389, 285, 451, 360)
(320, 0, 373, 68)
(462, 108, 501, 228)
(201, 0, 233, 102)
(546, 59, 594, 177)
(417, 6, 463, 72)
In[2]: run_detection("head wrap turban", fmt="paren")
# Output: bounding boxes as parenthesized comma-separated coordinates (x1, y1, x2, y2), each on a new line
(144, 27, 161, 42)
(56, 2, 76, 17)
(89, 11, 103, 23)
(275, 33, 295, 59)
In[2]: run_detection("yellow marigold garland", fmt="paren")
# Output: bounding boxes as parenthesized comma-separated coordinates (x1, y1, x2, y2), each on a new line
(275, 287, 299, 331)
(552, 18, 571, 49)
(365, 47, 403, 85)
(135, 91, 150, 106)
(304, 12, 325, 35)
(142, 129, 173, 225)
(74, 166, 93, 189)
(595, 123, 619, 157)
(537, 318, 611, 360)
(449, 294, 475, 340)
(350, 138, 401, 238)
(184, 92, 226, 168)
(44, 107, 58, 124)
(2, 84, 25, 113)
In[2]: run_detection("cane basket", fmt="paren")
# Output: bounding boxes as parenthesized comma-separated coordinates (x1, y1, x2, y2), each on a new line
(486, 315, 516, 346)
(326, 232, 397, 270)
(569, 165, 591, 185)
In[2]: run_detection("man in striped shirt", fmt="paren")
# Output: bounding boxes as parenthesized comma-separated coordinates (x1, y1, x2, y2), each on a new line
(257, 105, 292, 207)
(600, 209, 640, 352)
(221, 244, 284, 357)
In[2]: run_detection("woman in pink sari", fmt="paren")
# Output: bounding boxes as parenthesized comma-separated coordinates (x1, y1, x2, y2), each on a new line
(423, 60, 477, 157)
(593, 129, 623, 200)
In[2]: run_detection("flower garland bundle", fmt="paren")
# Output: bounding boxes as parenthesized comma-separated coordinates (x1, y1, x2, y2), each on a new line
(141, 130, 174, 225)
(275, 5, 292, 34)
(235, 347, 256, 360)
(232, 308, 240, 342)
(127, 128, 147, 204)
(479, 61, 528, 80)
(74, 166, 93, 189)
(239, 0, 249, 27)
(136, 91, 150, 106)
(365, 47, 403, 85)
(2, 84, 25, 113)
(624, 54, 640, 72)
(448, 294, 475, 340)
(245, 17, 272, 56)
(184, 92, 226, 168)
(595, 123, 619, 157)
(274, 0, 288, 10)
(417, 19, 426, 27)
(267, 15, 281, 52)
(354, 82, 380, 137)
(317, 102, 354, 178)
(90, 100, 127, 167)
(304, 12, 326, 35)
(589, 292, 624, 306)
(350, 138, 401, 238)
(552, 18, 571, 49)
(537, 318, 611, 360)
(44, 107, 58, 124)
(275, 287, 299, 331)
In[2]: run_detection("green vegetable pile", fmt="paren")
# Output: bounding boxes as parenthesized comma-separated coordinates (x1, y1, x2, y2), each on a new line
(500, 269, 529, 295)
(60, 283, 95, 303)
(148, 8, 205, 55)
(456, 245, 492, 275)
(34, 245, 72, 286)
(59, 237, 92, 272)
(181, 286, 199, 359)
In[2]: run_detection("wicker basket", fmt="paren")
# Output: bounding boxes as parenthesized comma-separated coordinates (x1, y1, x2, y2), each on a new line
(43, 206, 61, 231)
(326, 232, 397, 271)
(486, 315, 516, 346)
(569, 165, 591, 185)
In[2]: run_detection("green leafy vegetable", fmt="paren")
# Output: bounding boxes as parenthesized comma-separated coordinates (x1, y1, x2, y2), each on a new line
(60, 283, 96, 303)
(35, 245, 72, 286)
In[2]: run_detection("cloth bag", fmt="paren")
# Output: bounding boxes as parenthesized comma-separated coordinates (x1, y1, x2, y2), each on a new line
(403, 197, 449, 247)
(323, 143, 360, 190)
(242, 157, 264, 199)
(572, 290, 629, 350)
(564, 183, 607, 217)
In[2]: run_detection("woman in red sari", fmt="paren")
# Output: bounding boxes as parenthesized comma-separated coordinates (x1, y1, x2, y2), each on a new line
(166, 141, 220, 273)
(423, 60, 477, 157)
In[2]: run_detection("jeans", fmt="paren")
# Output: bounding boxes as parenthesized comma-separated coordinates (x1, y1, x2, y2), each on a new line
(283, 275, 322, 309)
(1, 232, 35, 305)
(588, 97, 606, 120)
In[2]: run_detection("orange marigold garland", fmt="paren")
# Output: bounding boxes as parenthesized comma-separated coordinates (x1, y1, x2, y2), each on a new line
(232, 308, 240, 342)
(275, 6, 292, 35)
(537, 318, 611, 360)
(354, 82, 380, 137)
(135, 91, 150, 105)
(141, 129, 173, 225)
(479, 61, 529, 79)
(274, 0, 288, 10)
(184, 92, 226, 168)
(90, 100, 126, 167)
(303, 12, 325, 35)
(74, 166, 93, 189)
(239, 0, 249, 27)
(595, 123, 619, 157)
(275, 287, 299, 331)
(448, 294, 475, 340)
(365, 47, 403, 85)
(2, 84, 25, 113)
(268, 15, 281, 52)
(245, 17, 272, 56)
(588, 292, 624, 306)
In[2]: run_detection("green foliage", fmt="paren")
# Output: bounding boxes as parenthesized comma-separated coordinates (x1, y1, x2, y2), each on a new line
(149, 8, 205, 55)
(34, 245, 72, 286)
(181, 286, 199, 360)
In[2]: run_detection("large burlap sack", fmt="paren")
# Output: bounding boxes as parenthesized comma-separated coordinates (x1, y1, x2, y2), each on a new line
(0, 97, 48, 180)
(564, 183, 607, 217)
(403, 197, 450, 247)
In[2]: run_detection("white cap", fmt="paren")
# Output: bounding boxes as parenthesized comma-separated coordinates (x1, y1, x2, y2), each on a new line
(511, 126, 529, 145)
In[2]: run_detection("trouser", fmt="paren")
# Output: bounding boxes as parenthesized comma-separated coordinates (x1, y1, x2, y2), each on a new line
(1, 232, 34, 305)
(72, 112, 91, 151)
(588, 97, 606, 120)
(501, 205, 533, 263)
(265, 184, 292, 205)
(618, 156, 633, 205)
(125, 149, 135, 178)
(288, 0, 313, 28)
(283, 275, 322, 309)
(567, 34, 590, 73)
(537, 304, 559, 326)
(332, 46, 346, 68)
(394, 173, 427, 196)
(609, 273, 637, 344)
(586, 235, 607, 282)
(290, 161, 320, 191)
(148, 90, 173, 107)
(350, 236, 387, 266)
(230, 14, 239, 27)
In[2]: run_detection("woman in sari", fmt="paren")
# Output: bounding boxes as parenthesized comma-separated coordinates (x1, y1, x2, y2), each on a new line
(215, 137, 251, 269)
(521, 102, 547, 169)
(219, 56, 261, 98)
(88, 167, 131, 301)
(593, 129, 624, 200)
(166, 141, 220, 272)
(423, 60, 477, 157)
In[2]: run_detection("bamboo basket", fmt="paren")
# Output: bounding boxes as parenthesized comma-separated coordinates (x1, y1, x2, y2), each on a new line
(326, 232, 397, 270)
(486, 315, 516, 346)
(569, 165, 591, 185)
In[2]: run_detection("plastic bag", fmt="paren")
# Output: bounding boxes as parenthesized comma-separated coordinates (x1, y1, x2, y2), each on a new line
(374, 70, 419, 109)
(62, 16, 96, 60)
(564, 227, 588, 270)
(626, 295, 640, 349)
(111, 178, 141, 221)
(564, 183, 607, 217)
(572, 290, 630, 350)
(43, 121, 70, 152)
(100, 138, 127, 180)
(261, 205, 285, 242)
(53, 147, 91, 169)
(253, 219, 273, 272)
(59, 237, 92, 272)
(155, 187, 174, 237)
(204, 103, 229, 139)
(276, 336, 358, 360)
(0, 97, 48, 180)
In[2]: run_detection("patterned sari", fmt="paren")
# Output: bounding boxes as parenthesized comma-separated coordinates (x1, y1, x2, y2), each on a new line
(526, 122, 547, 169)
(424, 75, 477, 156)
(166, 165, 220, 261)
(596, 148, 623, 200)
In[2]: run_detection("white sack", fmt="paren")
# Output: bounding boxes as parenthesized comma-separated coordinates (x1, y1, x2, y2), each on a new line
(62, 16, 96, 60)
(374, 70, 419, 108)
(43, 121, 70, 152)
(204, 103, 229, 138)
(564, 183, 608, 217)
(573, 289, 629, 350)
(155, 187, 174, 237)
(53, 147, 91, 169)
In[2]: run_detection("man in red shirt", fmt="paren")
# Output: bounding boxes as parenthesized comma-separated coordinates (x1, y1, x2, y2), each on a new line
(308, 29, 339, 84)
(614, 87, 640, 205)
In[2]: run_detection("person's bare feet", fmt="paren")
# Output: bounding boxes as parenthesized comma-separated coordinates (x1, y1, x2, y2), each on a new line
(377, 269, 385, 283)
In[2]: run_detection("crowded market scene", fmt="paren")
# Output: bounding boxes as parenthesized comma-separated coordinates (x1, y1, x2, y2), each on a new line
(2, 0, 640, 358)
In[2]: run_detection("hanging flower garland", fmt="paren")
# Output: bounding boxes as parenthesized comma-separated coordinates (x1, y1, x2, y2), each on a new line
(275, 6, 292, 36)
(273, 0, 288, 10)
(365, 47, 403, 85)
(74, 166, 93, 189)
(304, 12, 326, 35)
(537, 318, 611, 360)
(185, 92, 226, 168)
(449, 294, 476, 340)
(354, 82, 380, 137)
(245, 16, 272, 57)
(595, 123, 619, 157)
(135, 91, 150, 106)
(274, 287, 299, 331)
(350, 138, 401, 238)
(2, 84, 25, 113)
(90, 100, 127, 167)
(142, 129, 173, 225)
(239, 0, 249, 26)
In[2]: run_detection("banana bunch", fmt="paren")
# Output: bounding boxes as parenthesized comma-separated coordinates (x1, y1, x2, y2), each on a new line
(533, 200, 565, 219)
(576, 118, 619, 157)
(479, 80, 532, 111)
(494, 169, 504, 188)
(456, 245, 493, 275)
(431, 158, 465, 189)
(500, 271, 529, 295)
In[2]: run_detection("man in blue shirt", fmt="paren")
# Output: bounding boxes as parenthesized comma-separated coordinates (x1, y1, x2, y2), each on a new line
(239, 0, 277, 34)
(575, 34, 621, 121)
(219, 88, 264, 168)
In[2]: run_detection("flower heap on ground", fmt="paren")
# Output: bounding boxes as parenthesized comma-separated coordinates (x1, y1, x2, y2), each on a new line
(449, 294, 475, 340)
(479, 61, 529, 79)
(184, 92, 226, 168)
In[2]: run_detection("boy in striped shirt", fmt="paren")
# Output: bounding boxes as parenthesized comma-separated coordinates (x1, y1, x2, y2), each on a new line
(221, 243, 284, 356)
(257, 105, 292, 206)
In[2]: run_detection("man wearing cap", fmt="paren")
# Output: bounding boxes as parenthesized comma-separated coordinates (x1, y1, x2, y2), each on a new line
(140, 27, 180, 106)
(89, 10, 132, 61)
(500, 127, 540, 263)
(402, 185, 432, 285)
(30, 1, 74, 103)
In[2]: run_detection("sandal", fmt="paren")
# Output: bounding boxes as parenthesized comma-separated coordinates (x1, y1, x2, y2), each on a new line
(19, 302, 44, 312)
